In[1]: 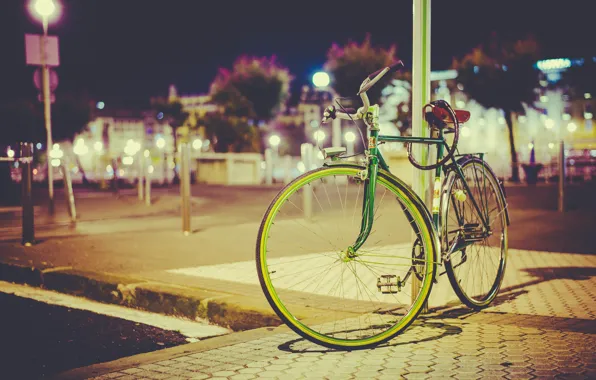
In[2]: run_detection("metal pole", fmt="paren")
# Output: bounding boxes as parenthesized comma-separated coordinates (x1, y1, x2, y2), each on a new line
(138, 151, 145, 201)
(284, 155, 292, 184)
(41, 18, 54, 215)
(412, 0, 431, 313)
(332, 117, 341, 148)
(145, 153, 151, 206)
(264, 148, 273, 185)
(61, 161, 76, 223)
(558, 140, 565, 212)
(20, 143, 35, 246)
(180, 143, 191, 235)
(301, 143, 313, 221)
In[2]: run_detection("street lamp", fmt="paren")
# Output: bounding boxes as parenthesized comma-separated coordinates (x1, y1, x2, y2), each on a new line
(312, 71, 342, 148)
(312, 72, 330, 88)
(268, 134, 281, 160)
(313, 130, 326, 144)
(344, 131, 356, 156)
(29, 0, 61, 214)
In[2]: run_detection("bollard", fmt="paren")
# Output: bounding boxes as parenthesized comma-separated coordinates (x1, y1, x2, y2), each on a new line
(180, 143, 191, 235)
(138, 151, 145, 201)
(283, 155, 292, 184)
(264, 148, 273, 185)
(301, 143, 313, 221)
(20, 143, 35, 246)
(558, 141, 565, 212)
(111, 158, 119, 194)
(61, 161, 77, 223)
(145, 153, 151, 206)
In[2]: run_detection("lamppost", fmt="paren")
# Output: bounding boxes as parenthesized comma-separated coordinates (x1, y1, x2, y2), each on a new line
(344, 131, 356, 156)
(29, 0, 60, 214)
(312, 71, 342, 148)
(268, 134, 281, 157)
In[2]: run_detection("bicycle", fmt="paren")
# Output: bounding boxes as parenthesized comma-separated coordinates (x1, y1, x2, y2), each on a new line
(256, 61, 510, 350)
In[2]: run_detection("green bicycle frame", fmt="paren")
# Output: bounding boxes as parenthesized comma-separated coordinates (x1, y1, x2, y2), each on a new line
(348, 105, 491, 254)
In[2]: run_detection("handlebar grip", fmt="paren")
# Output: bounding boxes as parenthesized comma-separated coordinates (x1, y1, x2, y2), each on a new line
(322, 105, 336, 123)
(388, 60, 405, 74)
(367, 61, 405, 80)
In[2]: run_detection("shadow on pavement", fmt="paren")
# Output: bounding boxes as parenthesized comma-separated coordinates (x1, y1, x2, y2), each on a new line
(276, 321, 463, 353)
(429, 266, 596, 320)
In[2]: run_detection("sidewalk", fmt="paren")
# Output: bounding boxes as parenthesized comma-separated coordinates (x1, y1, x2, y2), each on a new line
(52, 250, 596, 379)
(0, 183, 594, 378)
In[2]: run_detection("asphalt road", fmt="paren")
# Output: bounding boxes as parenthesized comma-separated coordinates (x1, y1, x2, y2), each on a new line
(0, 291, 191, 379)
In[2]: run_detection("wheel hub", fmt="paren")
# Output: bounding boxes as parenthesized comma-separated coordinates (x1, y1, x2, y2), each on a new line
(340, 246, 357, 262)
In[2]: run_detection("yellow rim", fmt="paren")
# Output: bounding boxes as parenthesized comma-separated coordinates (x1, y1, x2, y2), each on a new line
(258, 166, 437, 347)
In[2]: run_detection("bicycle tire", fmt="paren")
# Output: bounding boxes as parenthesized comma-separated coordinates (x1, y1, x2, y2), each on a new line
(441, 156, 508, 309)
(256, 164, 439, 349)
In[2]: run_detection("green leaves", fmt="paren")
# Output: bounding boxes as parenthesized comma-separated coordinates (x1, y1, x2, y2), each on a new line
(149, 97, 189, 129)
(452, 34, 541, 113)
(209, 55, 293, 122)
(200, 113, 260, 153)
(324, 34, 400, 105)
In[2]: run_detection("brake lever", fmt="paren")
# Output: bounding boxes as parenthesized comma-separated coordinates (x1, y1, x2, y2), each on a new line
(321, 105, 336, 124)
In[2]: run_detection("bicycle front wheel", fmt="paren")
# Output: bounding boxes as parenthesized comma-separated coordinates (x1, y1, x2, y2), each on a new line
(441, 156, 508, 309)
(256, 164, 438, 349)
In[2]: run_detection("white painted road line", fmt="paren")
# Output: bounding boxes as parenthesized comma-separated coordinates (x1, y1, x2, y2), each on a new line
(0, 281, 231, 341)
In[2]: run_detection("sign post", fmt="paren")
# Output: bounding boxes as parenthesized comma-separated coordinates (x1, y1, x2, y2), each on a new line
(25, 31, 60, 215)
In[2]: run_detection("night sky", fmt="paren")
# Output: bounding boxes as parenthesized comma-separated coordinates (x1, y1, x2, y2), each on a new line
(0, 0, 593, 108)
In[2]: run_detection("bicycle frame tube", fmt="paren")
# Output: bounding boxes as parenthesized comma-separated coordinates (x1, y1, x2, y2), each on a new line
(351, 108, 381, 252)
(349, 110, 490, 253)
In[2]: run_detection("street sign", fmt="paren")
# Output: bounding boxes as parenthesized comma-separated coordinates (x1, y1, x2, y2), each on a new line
(25, 34, 60, 66)
(33, 68, 59, 91)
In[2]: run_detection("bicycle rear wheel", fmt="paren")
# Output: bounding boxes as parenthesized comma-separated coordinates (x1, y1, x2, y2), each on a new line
(441, 156, 508, 309)
(256, 164, 438, 349)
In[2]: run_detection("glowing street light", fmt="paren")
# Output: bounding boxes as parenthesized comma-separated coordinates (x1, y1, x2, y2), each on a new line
(269, 134, 281, 158)
(344, 131, 356, 155)
(192, 138, 203, 150)
(312, 71, 341, 148)
(268, 134, 281, 147)
(312, 72, 330, 88)
(73, 138, 88, 155)
(155, 137, 166, 149)
(6, 147, 15, 158)
(313, 130, 326, 143)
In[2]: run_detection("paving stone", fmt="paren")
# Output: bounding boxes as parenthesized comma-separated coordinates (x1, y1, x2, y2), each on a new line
(228, 374, 257, 380)
(237, 367, 263, 374)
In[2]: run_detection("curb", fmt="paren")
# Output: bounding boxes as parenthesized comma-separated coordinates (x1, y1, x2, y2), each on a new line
(0, 261, 282, 332)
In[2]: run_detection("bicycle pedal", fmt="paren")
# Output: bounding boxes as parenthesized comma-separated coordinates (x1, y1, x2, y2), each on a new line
(377, 275, 400, 294)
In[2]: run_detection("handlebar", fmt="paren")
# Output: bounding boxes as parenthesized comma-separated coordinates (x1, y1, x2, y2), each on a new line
(322, 61, 404, 123)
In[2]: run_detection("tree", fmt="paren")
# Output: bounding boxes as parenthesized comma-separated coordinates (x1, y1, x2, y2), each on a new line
(452, 33, 541, 182)
(324, 34, 400, 106)
(201, 113, 260, 153)
(150, 97, 189, 143)
(560, 58, 596, 101)
(207, 55, 292, 153)
(51, 94, 93, 185)
(210, 55, 293, 123)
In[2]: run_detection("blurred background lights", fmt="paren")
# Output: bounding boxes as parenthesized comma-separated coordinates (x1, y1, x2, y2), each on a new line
(312, 72, 330, 88)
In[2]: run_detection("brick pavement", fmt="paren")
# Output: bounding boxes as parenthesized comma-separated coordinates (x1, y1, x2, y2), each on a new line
(54, 250, 596, 380)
